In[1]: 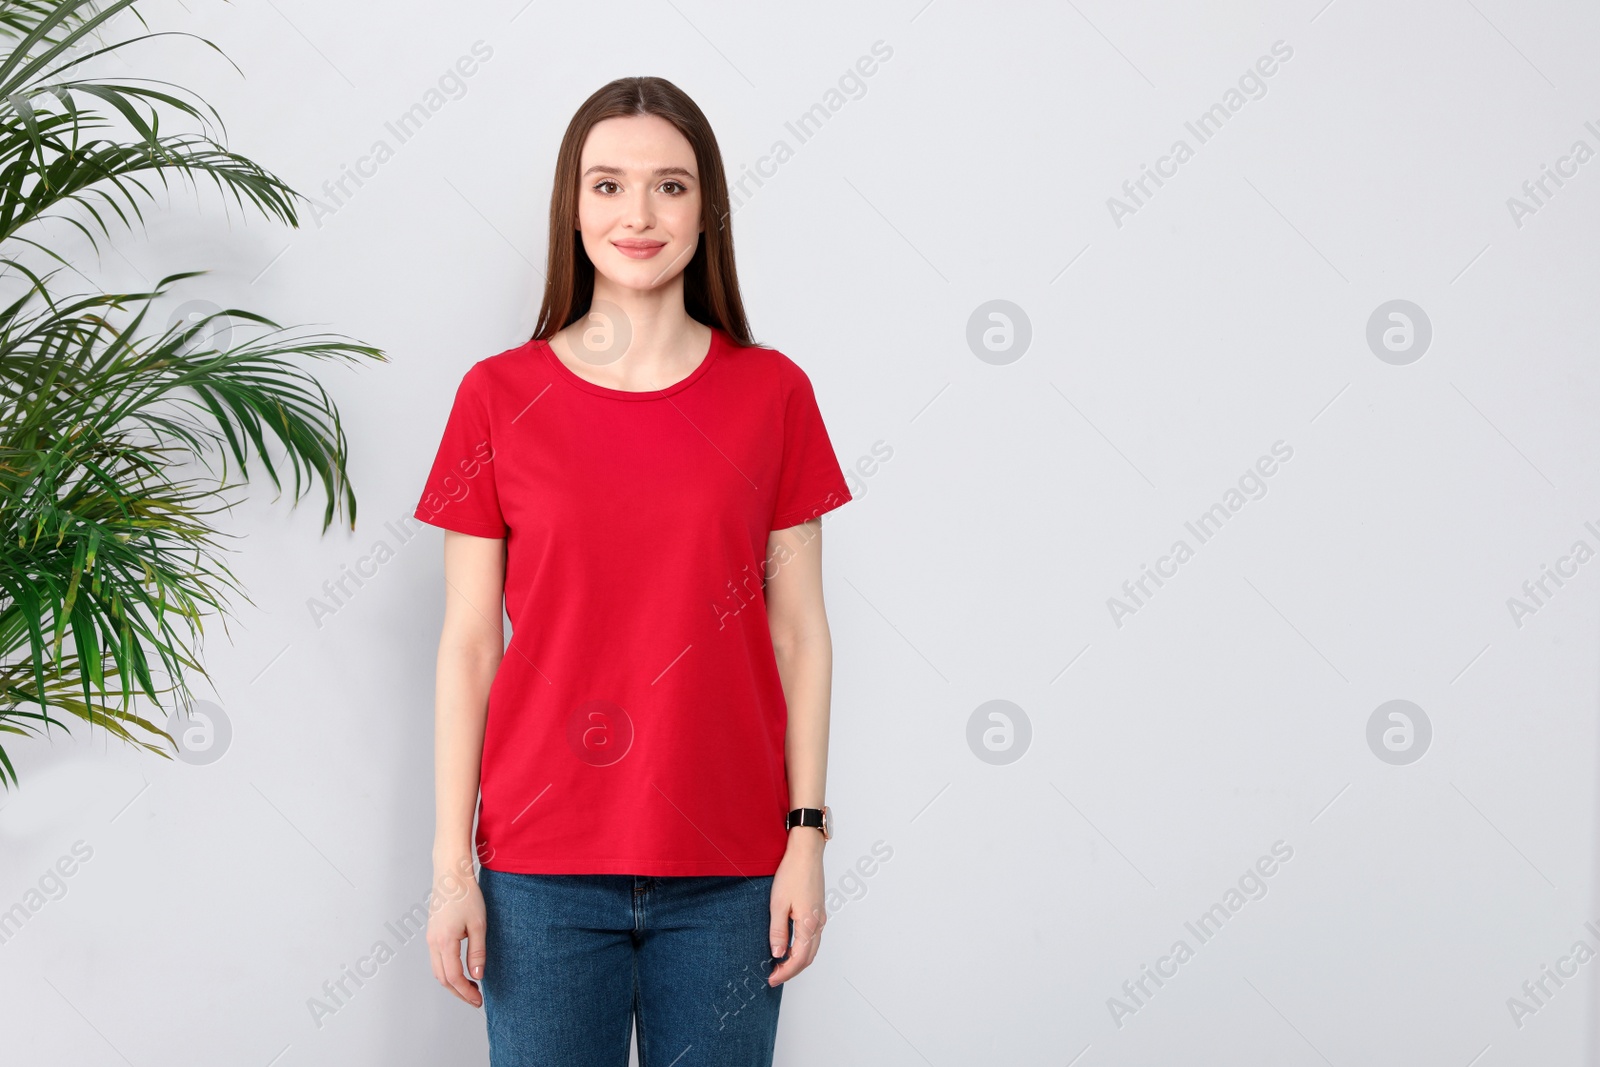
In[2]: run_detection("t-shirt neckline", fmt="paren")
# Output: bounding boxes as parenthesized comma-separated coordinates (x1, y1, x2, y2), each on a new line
(539, 324, 724, 401)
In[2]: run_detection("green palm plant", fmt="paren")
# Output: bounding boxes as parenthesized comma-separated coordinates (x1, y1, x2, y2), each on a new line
(0, 0, 385, 787)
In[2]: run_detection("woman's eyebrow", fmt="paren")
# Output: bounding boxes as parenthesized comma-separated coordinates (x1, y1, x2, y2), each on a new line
(582, 164, 697, 179)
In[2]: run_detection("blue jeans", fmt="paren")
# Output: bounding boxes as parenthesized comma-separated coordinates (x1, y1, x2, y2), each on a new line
(479, 868, 786, 1066)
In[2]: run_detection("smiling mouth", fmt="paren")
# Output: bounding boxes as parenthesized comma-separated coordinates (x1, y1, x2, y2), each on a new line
(612, 240, 666, 260)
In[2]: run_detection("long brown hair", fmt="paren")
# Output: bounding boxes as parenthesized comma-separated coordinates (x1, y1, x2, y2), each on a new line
(532, 77, 756, 348)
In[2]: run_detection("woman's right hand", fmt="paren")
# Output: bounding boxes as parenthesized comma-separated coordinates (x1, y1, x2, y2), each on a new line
(426, 855, 488, 1008)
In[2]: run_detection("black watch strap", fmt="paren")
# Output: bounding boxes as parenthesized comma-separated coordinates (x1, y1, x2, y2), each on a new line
(786, 807, 826, 833)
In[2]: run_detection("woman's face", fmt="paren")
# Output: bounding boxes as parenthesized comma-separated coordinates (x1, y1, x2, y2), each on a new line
(576, 114, 703, 293)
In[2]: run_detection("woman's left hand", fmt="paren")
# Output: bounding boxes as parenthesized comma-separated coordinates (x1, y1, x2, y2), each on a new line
(767, 830, 828, 986)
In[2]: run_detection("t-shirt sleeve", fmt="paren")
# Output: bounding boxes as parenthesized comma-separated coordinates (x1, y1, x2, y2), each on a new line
(412, 362, 508, 538)
(770, 360, 853, 532)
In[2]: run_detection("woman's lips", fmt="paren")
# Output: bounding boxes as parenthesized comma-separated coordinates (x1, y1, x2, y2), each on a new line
(612, 240, 666, 260)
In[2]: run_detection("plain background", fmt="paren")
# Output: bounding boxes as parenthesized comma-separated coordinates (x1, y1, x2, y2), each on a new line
(3, 0, 1600, 1064)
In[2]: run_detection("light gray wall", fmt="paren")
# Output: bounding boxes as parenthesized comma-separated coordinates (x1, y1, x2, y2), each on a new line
(3, 0, 1599, 1064)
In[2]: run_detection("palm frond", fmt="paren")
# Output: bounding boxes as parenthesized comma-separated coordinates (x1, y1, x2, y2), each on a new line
(0, 1, 388, 786)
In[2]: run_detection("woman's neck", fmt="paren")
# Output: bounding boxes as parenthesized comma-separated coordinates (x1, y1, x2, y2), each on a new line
(551, 286, 712, 391)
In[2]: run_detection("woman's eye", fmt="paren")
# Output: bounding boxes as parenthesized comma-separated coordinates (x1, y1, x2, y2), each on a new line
(595, 180, 620, 194)
(660, 181, 686, 195)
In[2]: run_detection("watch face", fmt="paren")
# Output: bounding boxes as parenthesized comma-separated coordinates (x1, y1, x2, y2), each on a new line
(821, 805, 832, 839)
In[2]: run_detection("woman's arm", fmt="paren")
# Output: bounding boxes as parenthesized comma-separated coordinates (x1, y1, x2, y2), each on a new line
(426, 529, 506, 1008)
(763, 516, 834, 986)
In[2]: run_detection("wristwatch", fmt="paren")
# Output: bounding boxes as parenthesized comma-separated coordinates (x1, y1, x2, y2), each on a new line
(785, 806, 831, 840)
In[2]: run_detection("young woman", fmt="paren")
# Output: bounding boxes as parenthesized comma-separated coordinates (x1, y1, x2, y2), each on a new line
(415, 76, 852, 1066)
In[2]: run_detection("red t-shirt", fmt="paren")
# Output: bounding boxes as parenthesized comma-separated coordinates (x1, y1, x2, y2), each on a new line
(413, 324, 852, 875)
